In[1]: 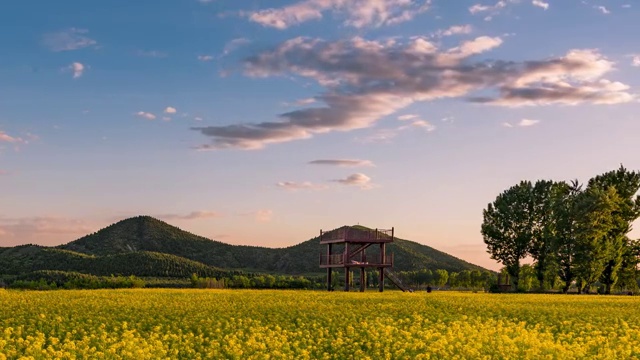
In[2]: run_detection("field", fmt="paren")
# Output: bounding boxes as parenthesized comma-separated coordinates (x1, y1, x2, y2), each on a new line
(2, 289, 640, 359)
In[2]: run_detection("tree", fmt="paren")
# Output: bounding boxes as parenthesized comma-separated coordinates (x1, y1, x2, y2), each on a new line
(617, 238, 640, 292)
(553, 180, 582, 293)
(518, 264, 538, 292)
(573, 186, 620, 293)
(434, 269, 448, 287)
(482, 181, 535, 290)
(529, 180, 562, 289)
(587, 165, 640, 294)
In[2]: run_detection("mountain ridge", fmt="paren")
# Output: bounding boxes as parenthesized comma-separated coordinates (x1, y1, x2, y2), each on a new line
(1, 216, 488, 278)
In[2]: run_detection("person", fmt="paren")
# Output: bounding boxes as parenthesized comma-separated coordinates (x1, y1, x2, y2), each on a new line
(426, 285, 432, 293)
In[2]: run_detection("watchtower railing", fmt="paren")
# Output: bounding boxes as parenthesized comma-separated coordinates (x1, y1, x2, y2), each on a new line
(320, 253, 393, 266)
(321, 227, 393, 242)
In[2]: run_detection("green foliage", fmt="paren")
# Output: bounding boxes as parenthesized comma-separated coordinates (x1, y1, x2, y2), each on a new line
(484, 164, 640, 294)
(9, 271, 145, 290)
(482, 180, 535, 289)
(587, 165, 640, 293)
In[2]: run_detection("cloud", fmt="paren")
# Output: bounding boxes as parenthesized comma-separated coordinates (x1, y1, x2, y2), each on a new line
(518, 119, 540, 127)
(356, 128, 400, 144)
(157, 211, 222, 220)
(331, 173, 374, 189)
(223, 38, 251, 56)
(469, 1, 508, 14)
(398, 114, 419, 120)
(469, 0, 527, 20)
(503, 119, 541, 127)
(308, 159, 374, 167)
(198, 55, 214, 62)
(69, 62, 85, 78)
(276, 181, 328, 190)
(164, 106, 177, 114)
(0, 216, 95, 246)
(437, 25, 473, 37)
(468, 49, 636, 106)
(0, 131, 24, 143)
(532, 0, 549, 10)
(137, 50, 168, 58)
(596, 5, 610, 14)
(162, 117, 172, 122)
(247, 0, 432, 29)
(136, 111, 156, 120)
(297, 97, 316, 105)
(632, 55, 640, 67)
(399, 119, 436, 132)
(0, 170, 9, 176)
(193, 36, 635, 150)
(255, 209, 273, 222)
(43, 28, 97, 52)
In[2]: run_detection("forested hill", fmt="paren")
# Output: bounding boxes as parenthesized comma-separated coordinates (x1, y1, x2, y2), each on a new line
(0, 216, 487, 278)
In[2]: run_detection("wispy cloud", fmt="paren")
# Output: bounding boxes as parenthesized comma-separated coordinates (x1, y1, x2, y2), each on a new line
(596, 5, 610, 14)
(284, 97, 317, 107)
(0, 170, 9, 176)
(164, 106, 177, 114)
(192, 36, 634, 150)
(0, 131, 25, 143)
(503, 119, 541, 127)
(631, 55, 640, 67)
(136, 111, 156, 120)
(276, 181, 328, 190)
(69, 62, 85, 78)
(519, 119, 540, 127)
(0, 216, 95, 246)
(331, 173, 374, 189)
(254, 209, 273, 222)
(532, 0, 549, 10)
(222, 37, 251, 56)
(247, 0, 432, 29)
(157, 211, 222, 220)
(356, 128, 400, 144)
(198, 55, 214, 62)
(398, 114, 419, 121)
(436, 25, 473, 37)
(399, 120, 436, 132)
(308, 159, 374, 167)
(43, 28, 97, 52)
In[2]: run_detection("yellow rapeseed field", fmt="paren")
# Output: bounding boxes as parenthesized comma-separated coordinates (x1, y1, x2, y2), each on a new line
(1, 288, 640, 359)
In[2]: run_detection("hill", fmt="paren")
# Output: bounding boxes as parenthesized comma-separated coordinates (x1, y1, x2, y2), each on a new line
(1, 216, 488, 279)
(0, 245, 232, 278)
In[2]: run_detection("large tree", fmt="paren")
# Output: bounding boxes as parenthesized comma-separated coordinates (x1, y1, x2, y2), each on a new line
(482, 181, 535, 290)
(587, 165, 640, 293)
(528, 179, 562, 289)
(553, 180, 582, 293)
(573, 186, 620, 293)
(617, 238, 640, 292)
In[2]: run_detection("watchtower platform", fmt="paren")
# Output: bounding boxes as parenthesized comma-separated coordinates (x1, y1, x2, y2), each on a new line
(319, 226, 397, 292)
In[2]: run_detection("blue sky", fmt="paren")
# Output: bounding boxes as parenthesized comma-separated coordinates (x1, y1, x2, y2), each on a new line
(1, 0, 639, 270)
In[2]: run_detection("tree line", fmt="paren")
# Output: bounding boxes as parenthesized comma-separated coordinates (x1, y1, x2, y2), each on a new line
(395, 269, 495, 290)
(482, 165, 640, 293)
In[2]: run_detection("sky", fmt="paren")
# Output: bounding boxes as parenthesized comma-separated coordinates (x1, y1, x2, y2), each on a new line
(1, 0, 639, 271)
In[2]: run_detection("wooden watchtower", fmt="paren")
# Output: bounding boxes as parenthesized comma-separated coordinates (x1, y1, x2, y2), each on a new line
(319, 226, 394, 292)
